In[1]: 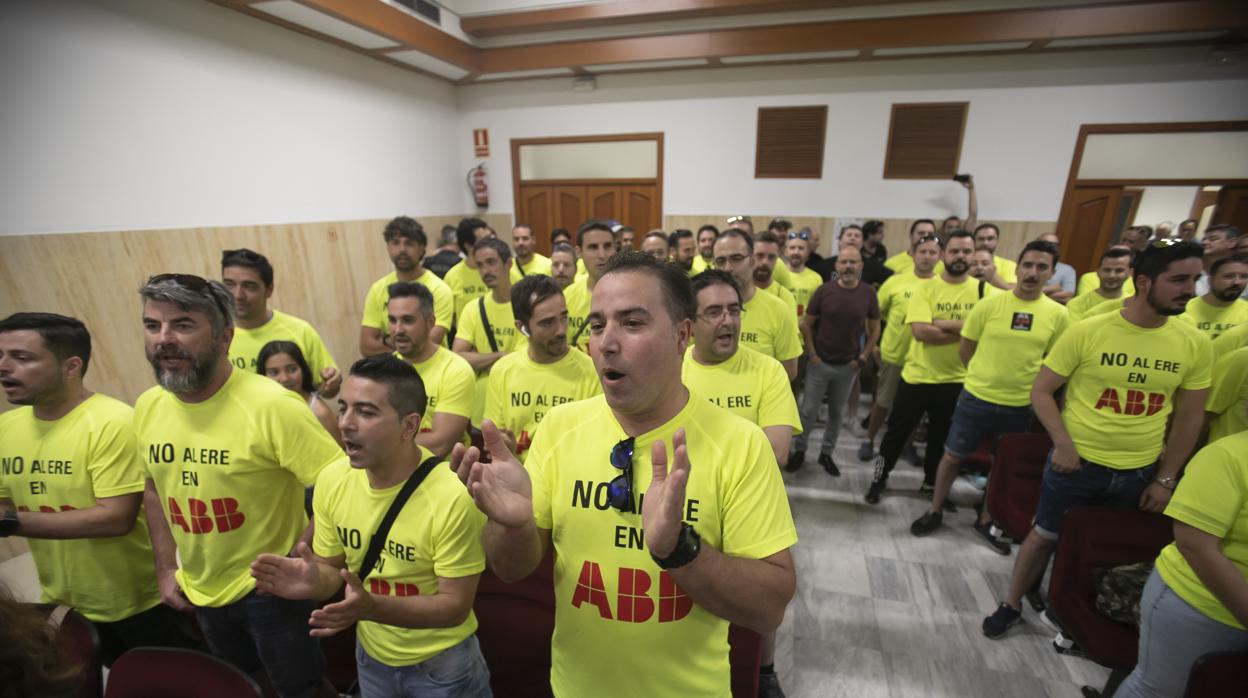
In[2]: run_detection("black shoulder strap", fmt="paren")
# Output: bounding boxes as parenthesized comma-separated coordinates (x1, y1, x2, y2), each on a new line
(478, 296, 499, 353)
(978, 279, 986, 299)
(358, 456, 440, 581)
(571, 315, 589, 346)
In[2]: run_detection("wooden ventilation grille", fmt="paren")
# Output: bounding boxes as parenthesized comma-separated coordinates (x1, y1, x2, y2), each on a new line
(755, 106, 827, 179)
(883, 102, 968, 179)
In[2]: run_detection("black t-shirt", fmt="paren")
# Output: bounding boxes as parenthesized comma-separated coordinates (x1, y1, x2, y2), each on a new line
(424, 250, 463, 279)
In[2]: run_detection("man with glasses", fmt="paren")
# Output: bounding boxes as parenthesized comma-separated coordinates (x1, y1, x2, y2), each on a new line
(1182, 252, 1248, 341)
(453, 251, 797, 698)
(360, 216, 454, 356)
(713, 229, 802, 380)
(135, 274, 345, 697)
(512, 224, 552, 277)
(221, 248, 340, 398)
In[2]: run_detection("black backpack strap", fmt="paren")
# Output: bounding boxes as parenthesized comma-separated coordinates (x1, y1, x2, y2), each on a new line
(978, 279, 986, 299)
(357, 456, 440, 581)
(571, 316, 589, 346)
(479, 296, 499, 353)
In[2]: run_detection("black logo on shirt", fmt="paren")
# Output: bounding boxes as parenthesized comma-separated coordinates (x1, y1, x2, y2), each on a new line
(1010, 312, 1034, 331)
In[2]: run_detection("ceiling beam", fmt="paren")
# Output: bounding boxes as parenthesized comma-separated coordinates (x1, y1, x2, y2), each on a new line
(286, 0, 478, 69)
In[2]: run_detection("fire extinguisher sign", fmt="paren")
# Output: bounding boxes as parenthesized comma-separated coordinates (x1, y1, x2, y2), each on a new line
(473, 129, 489, 157)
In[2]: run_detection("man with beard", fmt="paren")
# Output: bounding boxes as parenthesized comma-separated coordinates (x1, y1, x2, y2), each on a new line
(696, 224, 719, 270)
(454, 239, 526, 429)
(752, 231, 799, 319)
(820, 225, 891, 286)
(1068, 248, 1134, 321)
(389, 283, 474, 459)
(866, 231, 980, 504)
(484, 275, 600, 460)
(452, 252, 797, 698)
(669, 229, 705, 276)
(1196, 225, 1242, 296)
(134, 275, 345, 697)
(360, 216, 454, 355)
(973, 224, 1017, 286)
(0, 313, 201, 665)
(565, 220, 620, 352)
(983, 240, 1212, 639)
(1183, 253, 1248, 341)
(911, 242, 1070, 550)
(512, 224, 551, 277)
(617, 225, 636, 251)
(549, 243, 577, 291)
(222, 249, 339, 397)
(713, 230, 802, 380)
(1120, 225, 1151, 254)
(789, 246, 880, 476)
(782, 231, 823, 317)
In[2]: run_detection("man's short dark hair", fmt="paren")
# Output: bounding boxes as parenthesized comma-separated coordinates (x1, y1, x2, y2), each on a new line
(387, 281, 435, 317)
(221, 248, 274, 288)
(1134, 239, 1203, 283)
(910, 219, 936, 235)
(511, 274, 563, 326)
(862, 220, 884, 237)
(690, 269, 742, 307)
(697, 224, 719, 237)
(1099, 248, 1134, 265)
(1018, 240, 1059, 268)
(601, 251, 694, 324)
(0, 313, 91, 377)
(550, 242, 576, 258)
(944, 215, 961, 224)
(1206, 224, 1241, 239)
(383, 216, 427, 246)
(716, 228, 754, 252)
(256, 340, 314, 394)
(668, 229, 693, 248)
(643, 231, 668, 246)
(755, 230, 782, 248)
(576, 219, 617, 247)
(838, 225, 863, 240)
(974, 223, 1000, 237)
(550, 228, 571, 245)
(767, 218, 793, 233)
(456, 217, 489, 254)
(473, 237, 511, 264)
(349, 354, 428, 422)
(1210, 252, 1248, 277)
(944, 230, 975, 247)
(616, 226, 635, 236)
(439, 225, 457, 247)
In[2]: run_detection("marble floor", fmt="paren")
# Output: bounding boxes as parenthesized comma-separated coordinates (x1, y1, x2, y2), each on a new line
(772, 414, 1112, 698)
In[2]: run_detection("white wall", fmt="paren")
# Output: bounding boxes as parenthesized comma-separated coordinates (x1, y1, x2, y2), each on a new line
(0, 0, 461, 235)
(457, 47, 1248, 222)
(1131, 187, 1200, 229)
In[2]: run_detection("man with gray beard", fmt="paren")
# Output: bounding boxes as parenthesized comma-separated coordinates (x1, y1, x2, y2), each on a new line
(134, 274, 345, 698)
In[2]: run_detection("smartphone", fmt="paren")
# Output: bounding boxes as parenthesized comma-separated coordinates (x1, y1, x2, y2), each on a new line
(952, 173, 972, 183)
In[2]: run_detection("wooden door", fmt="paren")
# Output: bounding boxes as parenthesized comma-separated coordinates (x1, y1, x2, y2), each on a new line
(517, 186, 554, 255)
(621, 186, 661, 233)
(1212, 185, 1248, 231)
(587, 187, 620, 223)
(553, 186, 587, 232)
(1060, 186, 1123, 274)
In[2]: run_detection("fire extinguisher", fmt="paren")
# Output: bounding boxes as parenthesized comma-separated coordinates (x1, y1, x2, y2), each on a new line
(468, 163, 488, 209)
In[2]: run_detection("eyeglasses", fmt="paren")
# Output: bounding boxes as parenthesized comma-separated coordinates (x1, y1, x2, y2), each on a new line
(714, 254, 749, 266)
(787, 231, 811, 241)
(607, 437, 635, 512)
(698, 305, 742, 321)
(147, 273, 231, 322)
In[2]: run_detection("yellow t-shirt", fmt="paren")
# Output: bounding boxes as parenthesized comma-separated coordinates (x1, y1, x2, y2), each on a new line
(771, 262, 792, 290)
(564, 277, 593, 351)
(901, 276, 984, 385)
(876, 273, 931, 366)
(361, 270, 455, 339)
(688, 255, 709, 277)
(1214, 322, 1248, 356)
(681, 347, 801, 435)
(758, 281, 798, 319)
(1076, 272, 1135, 297)
(444, 261, 523, 324)
(575, 258, 588, 281)
(962, 292, 1070, 406)
(1155, 432, 1248, 630)
(785, 267, 823, 318)
(1206, 347, 1248, 442)
(398, 346, 475, 437)
(135, 370, 346, 607)
(740, 289, 802, 362)
(312, 458, 486, 665)
(516, 253, 552, 278)
(1182, 297, 1248, 342)
(0, 395, 160, 622)
(455, 295, 527, 427)
(1043, 312, 1213, 469)
(483, 349, 601, 461)
(884, 252, 943, 276)
(992, 255, 1018, 284)
(229, 310, 337, 386)
(526, 394, 798, 698)
(1066, 290, 1127, 322)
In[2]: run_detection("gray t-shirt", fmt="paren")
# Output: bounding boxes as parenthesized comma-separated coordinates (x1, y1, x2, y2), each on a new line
(1052, 262, 1076, 294)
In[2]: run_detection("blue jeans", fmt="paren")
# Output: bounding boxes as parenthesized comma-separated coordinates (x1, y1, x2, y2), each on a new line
(1117, 569, 1248, 697)
(194, 591, 325, 698)
(356, 634, 492, 698)
(942, 390, 1034, 459)
(1031, 453, 1155, 539)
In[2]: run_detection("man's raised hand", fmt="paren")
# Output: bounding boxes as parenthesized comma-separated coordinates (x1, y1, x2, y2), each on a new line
(642, 428, 691, 559)
(451, 419, 533, 528)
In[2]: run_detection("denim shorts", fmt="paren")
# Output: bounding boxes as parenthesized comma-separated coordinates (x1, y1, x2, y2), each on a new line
(1031, 452, 1156, 539)
(943, 390, 1035, 459)
(356, 634, 492, 698)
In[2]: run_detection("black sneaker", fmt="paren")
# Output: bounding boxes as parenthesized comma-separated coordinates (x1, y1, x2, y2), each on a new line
(910, 511, 943, 537)
(982, 603, 1022, 639)
(758, 671, 786, 698)
(865, 479, 886, 504)
(972, 521, 1011, 555)
(818, 453, 840, 477)
(857, 440, 874, 461)
(784, 450, 805, 473)
(1025, 588, 1047, 613)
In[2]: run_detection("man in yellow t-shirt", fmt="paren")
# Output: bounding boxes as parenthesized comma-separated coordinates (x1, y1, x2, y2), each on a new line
(512, 224, 552, 278)
(884, 219, 939, 274)
(1212, 321, 1248, 356)
(252, 355, 490, 697)
(388, 283, 474, 458)
(696, 224, 719, 272)
(1182, 253, 1248, 341)
(452, 239, 527, 428)
(135, 276, 347, 694)
(1117, 432, 1248, 696)
(910, 242, 1070, 549)
(983, 240, 1212, 639)
(550, 242, 578, 291)
(859, 235, 940, 460)
(484, 275, 600, 462)
(1067, 248, 1132, 322)
(0, 313, 200, 665)
(668, 229, 701, 277)
(221, 248, 340, 397)
(360, 216, 455, 355)
(443, 218, 523, 327)
(868, 231, 982, 504)
(973, 223, 1018, 286)
(751, 231, 800, 318)
(783, 233, 824, 318)
(452, 252, 797, 698)
(1205, 346, 1248, 442)
(713, 230, 802, 380)
(565, 220, 621, 352)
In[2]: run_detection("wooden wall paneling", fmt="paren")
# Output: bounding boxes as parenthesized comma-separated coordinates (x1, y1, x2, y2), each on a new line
(554, 186, 588, 231)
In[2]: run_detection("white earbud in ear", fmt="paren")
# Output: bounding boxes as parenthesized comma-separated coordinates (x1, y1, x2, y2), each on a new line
(520, 326, 530, 337)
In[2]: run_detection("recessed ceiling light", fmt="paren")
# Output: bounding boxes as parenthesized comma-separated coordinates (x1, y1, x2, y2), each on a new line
(387, 50, 471, 80)
(252, 0, 399, 50)
(1046, 31, 1226, 49)
(582, 58, 709, 72)
(874, 41, 1031, 56)
(721, 50, 860, 64)
(475, 67, 575, 81)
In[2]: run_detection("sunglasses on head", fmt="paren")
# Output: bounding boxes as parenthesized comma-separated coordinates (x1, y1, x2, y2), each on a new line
(787, 231, 811, 241)
(147, 273, 231, 321)
(606, 437, 636, 512)
(726, 216, 751, 225)
(915, 234, 941, 245)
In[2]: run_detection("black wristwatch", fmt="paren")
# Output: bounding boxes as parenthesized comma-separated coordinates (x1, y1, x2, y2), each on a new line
(652, 523, 701, 570)
(0, 510, 20, 538)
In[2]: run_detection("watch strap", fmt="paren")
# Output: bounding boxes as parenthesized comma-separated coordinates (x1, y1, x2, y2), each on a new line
(651, 523, 700, 570)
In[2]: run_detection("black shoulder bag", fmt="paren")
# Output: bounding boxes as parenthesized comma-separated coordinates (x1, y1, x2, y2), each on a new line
(357, 456, 441, 581)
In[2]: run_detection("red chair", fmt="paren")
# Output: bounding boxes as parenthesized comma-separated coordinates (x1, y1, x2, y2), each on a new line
(961, 437, 995, 474)
(320, 622, 358, 694)
(104, 647, 262, 698)
(984, 432, 1052, 541)
(34, 604, 103, 698)
(1184, 651, 1248, 697)
(1046, 507, 1172, 697)
(728, 625, 762, 698)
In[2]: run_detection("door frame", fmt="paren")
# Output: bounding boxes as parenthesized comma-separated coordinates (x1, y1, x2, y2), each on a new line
(510, 132, 664, 233)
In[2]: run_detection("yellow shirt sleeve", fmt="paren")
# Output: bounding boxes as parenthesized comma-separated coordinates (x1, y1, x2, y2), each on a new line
(312, 463, 346, 559)
(431, 354, 476, 419)
(263, 389, 345, 487)
(904, 283, 934, 325)
(433, 487, 488, 578)
(757, 356, 802, 434)
(86, 410, 147, 498)
(429, 278, 454, 332)
(361, 276, 391, 332)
